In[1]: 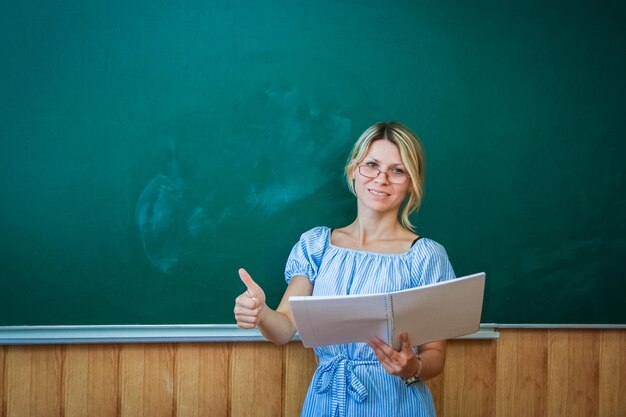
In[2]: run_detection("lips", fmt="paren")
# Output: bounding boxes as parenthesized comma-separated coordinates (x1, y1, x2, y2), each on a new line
(368, 189, 390, 197)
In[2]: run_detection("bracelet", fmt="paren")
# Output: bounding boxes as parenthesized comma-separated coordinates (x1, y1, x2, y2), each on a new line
(402, 354, 423, 386)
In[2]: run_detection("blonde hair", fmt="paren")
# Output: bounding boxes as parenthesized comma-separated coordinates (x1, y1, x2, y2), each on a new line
(345, 122, 425, 231)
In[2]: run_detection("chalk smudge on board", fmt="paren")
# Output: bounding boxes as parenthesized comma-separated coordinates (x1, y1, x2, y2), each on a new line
(135, 144, 186, 273)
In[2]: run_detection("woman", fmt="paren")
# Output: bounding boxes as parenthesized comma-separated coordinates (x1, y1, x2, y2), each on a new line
(234, 122, 455, 417)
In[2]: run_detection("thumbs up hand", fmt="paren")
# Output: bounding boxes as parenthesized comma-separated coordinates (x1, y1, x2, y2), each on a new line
(234, 268, 267, 329)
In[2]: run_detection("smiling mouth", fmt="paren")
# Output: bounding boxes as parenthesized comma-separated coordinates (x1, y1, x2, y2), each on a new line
(368, 189, 389, 197)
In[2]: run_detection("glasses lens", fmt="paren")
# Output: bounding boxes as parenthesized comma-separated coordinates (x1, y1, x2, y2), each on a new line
(359, 165, 378, 178)
(388, 173, 407, 184)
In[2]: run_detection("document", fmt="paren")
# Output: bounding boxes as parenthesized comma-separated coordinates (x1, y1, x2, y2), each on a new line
(289, 272, 485, 350)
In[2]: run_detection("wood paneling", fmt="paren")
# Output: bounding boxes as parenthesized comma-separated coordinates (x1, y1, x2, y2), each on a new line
(0, 346, 5, 417)
(599, 331, 626, 417)
(426, 371, 444, 416)
(230, 343, 284, 417)
(283, 343, 317, 417)
(547, 330, 599, 417)
(443, 339, 497, 417)
(87, 345, 119, 417)
(495, 329, 548, 417)
(5, 346, 31, 417)
(63, 345, 89, 417)
(0, 330, 624, 417)
(175, 343, 230, 417)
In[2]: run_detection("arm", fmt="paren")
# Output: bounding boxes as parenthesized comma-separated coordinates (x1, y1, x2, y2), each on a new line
(368, 333, 447, 382)
(234, 268, 312, 345)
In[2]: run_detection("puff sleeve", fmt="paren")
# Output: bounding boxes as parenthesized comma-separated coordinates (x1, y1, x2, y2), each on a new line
(284, 227, 328, 285)
(409, 238, 456, 287)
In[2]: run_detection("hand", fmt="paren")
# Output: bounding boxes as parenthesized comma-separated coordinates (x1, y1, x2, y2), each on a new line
(368, 332, 420, 379)
(234, 268, 267, 329)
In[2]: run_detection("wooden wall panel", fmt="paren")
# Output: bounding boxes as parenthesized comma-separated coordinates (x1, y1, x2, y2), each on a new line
(426, 371, 444, 416)
(599, 331, 626, 417)
(175, 343, 230, 417)
(283, 344, 317, 417)
(87, 345, 120, 417)
(30, 346, 63, 417)
(495, 329, 548, 417)
(442, 339, 497, 417)
(230, 343, 284, 417)
(143, 344, 175, 417)
(119, 344, 145, 417)
(63, 346, 89, 417)
(0, 330, 625, 417)
(0, 346, 5, 417)
(547, 330, 599, 417)
(5, 346, 31, 417)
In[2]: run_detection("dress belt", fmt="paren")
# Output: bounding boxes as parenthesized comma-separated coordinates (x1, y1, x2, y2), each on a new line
(312, 354, 378, 417)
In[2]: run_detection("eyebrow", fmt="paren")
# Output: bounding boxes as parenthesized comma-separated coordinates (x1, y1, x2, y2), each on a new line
(364, 157, 405, 167)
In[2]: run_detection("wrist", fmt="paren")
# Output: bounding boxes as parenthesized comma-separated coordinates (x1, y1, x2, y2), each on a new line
(401, 353, 423, 386)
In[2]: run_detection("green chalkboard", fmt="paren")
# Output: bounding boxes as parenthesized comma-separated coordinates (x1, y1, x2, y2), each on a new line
(1, 0, 625, 326)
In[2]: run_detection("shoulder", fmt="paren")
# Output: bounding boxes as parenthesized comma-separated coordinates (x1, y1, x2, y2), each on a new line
(298, 226, 330, 242)
(291, 226, 331, 255)
(407, 238, 456, 283)
(412, 237, 449, 256)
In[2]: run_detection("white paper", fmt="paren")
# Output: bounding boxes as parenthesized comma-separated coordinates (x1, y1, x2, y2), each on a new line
(289, 272, 485, 349)
(289, 292, 390, 348)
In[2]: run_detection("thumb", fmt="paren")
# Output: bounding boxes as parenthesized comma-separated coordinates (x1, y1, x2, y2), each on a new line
(239, 268, 262, 298)
(401, 332, 412, 352)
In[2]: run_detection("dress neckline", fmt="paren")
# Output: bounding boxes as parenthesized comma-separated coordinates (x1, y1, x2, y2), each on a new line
(325, 226, 422, 257)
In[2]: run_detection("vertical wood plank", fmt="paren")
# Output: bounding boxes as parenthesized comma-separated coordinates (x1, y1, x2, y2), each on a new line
(1, 346, 6, 417)
(443, 339, 497, 417)
(142, 344, 175, 417)
(63, 345, 89, 417)
(547, 330, 599, 417)
(495, 329, 548, 417)
(30, 345, 63, 417)
(426, 372, 444, 417)
(175, 344, 200, 417)
(175, 343, 230, 417)
(231, 343, 284, 417)
(5, 346, 31, 417)
(599, 330, 626, 417)
(283, 343, 317, 417)
(120, 344, 146, 417)
(87, 345, 120, 417)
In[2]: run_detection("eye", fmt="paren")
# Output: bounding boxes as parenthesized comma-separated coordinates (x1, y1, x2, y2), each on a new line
(391, 168, 406, 175)
(365, 161, 378, 168)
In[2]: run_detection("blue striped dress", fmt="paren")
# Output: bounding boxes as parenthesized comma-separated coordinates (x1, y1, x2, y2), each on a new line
(285, 226, 456, 417)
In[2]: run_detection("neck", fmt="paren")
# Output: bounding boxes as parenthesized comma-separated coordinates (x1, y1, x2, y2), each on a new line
(348, 209, 404, 245)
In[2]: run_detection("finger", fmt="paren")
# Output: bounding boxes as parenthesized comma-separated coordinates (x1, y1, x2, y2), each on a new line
(369, 340, 401, 374)
(371, 336, 397, 357)
(238, 268, 262, 298)
(235, 320, 257, 329)
(235, 293, 258, 310)
(368, 340, 386, 362)
(369, 338, 395, 363)
(235, 313, 260, 324)
(233, 304, 259, 317)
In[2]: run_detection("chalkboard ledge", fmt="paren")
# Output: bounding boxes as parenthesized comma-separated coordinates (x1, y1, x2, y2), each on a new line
(0, 324, 500, 345)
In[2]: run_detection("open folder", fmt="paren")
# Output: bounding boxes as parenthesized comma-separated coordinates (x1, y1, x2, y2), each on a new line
(289, 272, 485, 350)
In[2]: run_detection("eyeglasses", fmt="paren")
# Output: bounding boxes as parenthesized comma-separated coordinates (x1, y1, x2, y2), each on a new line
(358, 165, 409, 184)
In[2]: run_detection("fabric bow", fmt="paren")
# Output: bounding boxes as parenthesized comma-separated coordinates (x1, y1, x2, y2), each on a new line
(312, 354, 378, 417)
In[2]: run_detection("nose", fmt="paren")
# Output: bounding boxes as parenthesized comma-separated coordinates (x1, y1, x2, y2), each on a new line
(374, 171, 390, 185)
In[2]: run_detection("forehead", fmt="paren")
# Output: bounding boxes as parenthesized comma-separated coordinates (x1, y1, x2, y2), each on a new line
(363, 140, 403, 164)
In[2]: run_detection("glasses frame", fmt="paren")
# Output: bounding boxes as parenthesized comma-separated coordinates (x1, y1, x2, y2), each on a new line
(357, 165, 410, 184)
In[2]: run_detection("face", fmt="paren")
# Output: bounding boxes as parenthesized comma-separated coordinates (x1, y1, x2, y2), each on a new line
(351, 139, 411, 215)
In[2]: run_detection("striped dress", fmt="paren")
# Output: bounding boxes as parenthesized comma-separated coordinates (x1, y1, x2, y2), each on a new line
(285, 226, 456, 417)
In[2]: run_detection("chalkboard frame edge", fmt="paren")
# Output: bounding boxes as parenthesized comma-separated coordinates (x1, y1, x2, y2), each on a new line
(0, 324, 501, 345)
